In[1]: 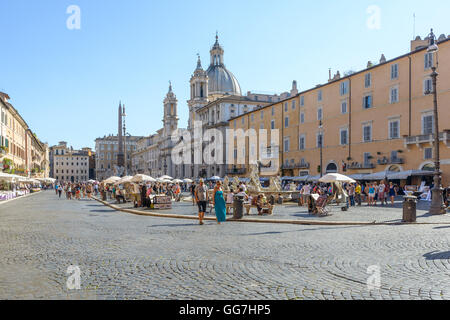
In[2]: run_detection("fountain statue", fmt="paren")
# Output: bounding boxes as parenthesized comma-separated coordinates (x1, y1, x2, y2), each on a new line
(267, 176, 282, 192)
(247, 165, 263, 193)
(223, 176, 230, 191)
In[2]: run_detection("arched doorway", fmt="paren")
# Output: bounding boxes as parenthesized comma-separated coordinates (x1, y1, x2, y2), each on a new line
(326, 163, 338, 173)
(422, 163, 435, 172)
(388, 165, 401, 172)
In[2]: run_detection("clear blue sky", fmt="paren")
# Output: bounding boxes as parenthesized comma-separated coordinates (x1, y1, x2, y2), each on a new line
(0, 0, 448, 150)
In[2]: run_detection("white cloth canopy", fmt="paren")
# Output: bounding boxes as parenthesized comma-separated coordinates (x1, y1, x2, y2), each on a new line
(388, 170, 434, 180)
(131, 174, 156, 183)
(183, 178, 193, 183)
(159, 175, 173, 180)
(103, 176, 121, 184)
(209, 176, 222, 181)
(114, 176, 133, 185)
(363, 171, 396, 181)
(172, 179, 183, 183)
(319, 173, 356, 184)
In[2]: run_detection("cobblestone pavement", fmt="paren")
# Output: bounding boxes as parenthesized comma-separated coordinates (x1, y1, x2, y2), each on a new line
(1, 191, 450, 300)
(109, 194, 450, 224)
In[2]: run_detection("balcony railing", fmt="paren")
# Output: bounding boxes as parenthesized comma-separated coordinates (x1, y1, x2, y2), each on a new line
(405, 131, 449, 146)
(377, 157, 405, 165)
(282, 162, 310, 170)
(347, 162, 376, 170)
(225, 168, 247, 175)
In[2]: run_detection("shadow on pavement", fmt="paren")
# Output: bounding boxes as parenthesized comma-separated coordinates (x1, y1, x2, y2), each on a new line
(423, 251, 450, 260)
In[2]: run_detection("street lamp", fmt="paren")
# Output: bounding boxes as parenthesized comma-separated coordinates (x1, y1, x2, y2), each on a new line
(318, 120, 323, 178)
(427, 29, 446, 215)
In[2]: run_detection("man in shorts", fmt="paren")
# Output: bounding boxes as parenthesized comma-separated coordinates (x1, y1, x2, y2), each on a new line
(195, 179, 208, 225)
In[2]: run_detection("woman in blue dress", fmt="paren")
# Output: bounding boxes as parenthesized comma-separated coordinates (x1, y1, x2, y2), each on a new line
(213, 181, 227, 224)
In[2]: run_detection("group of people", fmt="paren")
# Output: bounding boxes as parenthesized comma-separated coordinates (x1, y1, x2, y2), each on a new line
(99, 181, 183, 208)
(297, 180, 400, 207)
(55, 182, 98, 200)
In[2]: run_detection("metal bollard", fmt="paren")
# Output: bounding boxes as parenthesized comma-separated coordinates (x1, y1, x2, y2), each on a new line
(402, 196, 417, 223)
(233, 195, 244, 219)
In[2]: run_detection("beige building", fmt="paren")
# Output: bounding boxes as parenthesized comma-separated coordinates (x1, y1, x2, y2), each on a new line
(95, 135, 142, 181)
(228, 33, 450, 187)
(51, 142, 93, 183)
(0, 92, 49, 177)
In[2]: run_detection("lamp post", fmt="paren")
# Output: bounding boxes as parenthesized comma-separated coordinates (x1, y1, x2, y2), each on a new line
(318, 120, 323, 178)
(427, 29, 445, 215)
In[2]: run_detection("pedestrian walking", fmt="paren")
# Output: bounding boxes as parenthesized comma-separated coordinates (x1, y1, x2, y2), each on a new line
(212, 181, 226, 224)
(195, 179, 208, 225)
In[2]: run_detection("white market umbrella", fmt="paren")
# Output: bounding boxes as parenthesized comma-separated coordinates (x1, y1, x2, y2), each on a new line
(172, 179, 183, 183)
(319, 173, 356, 184)
(103, 176, 121, 184)
(132, 174, 156, 183)
(183, 178, 193, 183)
(209, 176, 222, 181)
(159, 175, 173, 180)
(114, 176, 133, 185)
(0, 172, 15, 181)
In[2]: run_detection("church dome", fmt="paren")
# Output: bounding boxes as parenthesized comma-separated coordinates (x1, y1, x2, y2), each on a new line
(206, 35, 242, 96)
(206, 65, 241, 96)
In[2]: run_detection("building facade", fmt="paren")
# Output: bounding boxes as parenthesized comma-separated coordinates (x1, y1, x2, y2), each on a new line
(228, 33, 450, 186)
(0, 92, 49, 178)
(95, 135, 142, 181)
(51, 142, 94, 183)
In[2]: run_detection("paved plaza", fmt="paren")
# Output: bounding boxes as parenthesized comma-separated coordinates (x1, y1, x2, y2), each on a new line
(1, 191, 450, 300)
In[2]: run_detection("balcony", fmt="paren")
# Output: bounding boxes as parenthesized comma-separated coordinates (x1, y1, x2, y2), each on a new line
(225, 168, 247, 175)
(282, 162, 310, 170)
(347, 162, 376, 170)
(405, 131, 450, 147)
(377, 157, 405, 165)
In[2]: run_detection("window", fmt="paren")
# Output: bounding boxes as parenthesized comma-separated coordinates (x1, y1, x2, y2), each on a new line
(424, 78, 433, 95)
(284, 138, 290, 152)
(271, 120, 275, 129)
(260, 111, 264, 120)
(424, 148, 433, 160)
(299, 135, 305, 150)
(363, 124, 372, 142)
(340, 81, 349, 95)
(284, 117, 289, 128)
(425, 52, 433, 69)
(389, 120, 400, 139)
(317, 108, 323, 121)
(292, 100, 296, 110)
(364, 152, 371, 165)
(300, 112, 305, 124)
(363, 95, 373, 109)
(364, 73, 371, 88)
(340, 128, 348, 145)
(390, 87, 399, 103)
(284, 103, 288, 112)
(271, 106, 275, 116)
(300, 96, 304, 106)
(422, 114, 434, 134)
(251, 114, 254, 122)
(341, 101, 347, 114)
(391, 64, 399, 79)
(318, 90, 323, 101)
(316, 133, 323, 148)
(241, 117, 244, 124)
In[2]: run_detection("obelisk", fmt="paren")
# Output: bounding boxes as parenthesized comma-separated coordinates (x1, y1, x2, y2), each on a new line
(117, 101, 125, 176)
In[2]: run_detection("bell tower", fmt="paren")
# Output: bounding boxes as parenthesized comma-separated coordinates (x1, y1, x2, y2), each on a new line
(187, 54, 209, 130)
(163, 82, 178, 137)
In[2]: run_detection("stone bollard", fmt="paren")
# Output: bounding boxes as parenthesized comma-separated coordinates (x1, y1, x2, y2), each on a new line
(403, 196, 417, 223)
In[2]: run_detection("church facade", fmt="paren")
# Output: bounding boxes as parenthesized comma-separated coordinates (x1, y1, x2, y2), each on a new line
(129, 35, 297, 179)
